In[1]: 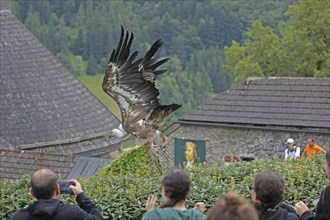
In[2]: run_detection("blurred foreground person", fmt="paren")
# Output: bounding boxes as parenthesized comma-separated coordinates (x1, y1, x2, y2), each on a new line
(205, 191, 258, 220)
(12, 168, 103, 220)
(251, 172, 299, 220)
(142, 168, 205, 220)
(295, 151, 330, 220)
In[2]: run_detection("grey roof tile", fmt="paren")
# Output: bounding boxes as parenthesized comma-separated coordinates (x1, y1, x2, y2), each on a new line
(180, 77, 330, 130)
(0, 10, 121, 154)
(0, 148, 113, 180)
(0, 148, 74, 180)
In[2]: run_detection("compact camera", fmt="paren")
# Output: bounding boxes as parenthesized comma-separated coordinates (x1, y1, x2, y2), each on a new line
(58, 182, 74, 195)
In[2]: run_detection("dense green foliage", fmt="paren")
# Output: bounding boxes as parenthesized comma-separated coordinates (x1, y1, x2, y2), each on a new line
(1, 150, 328, 220)
(12, 0, 296, 120)
(225, 0, 330, 83)
(105, 145, 162, 178)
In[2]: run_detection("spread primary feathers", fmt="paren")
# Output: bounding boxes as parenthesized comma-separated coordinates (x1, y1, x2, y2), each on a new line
(102, 26, 181, 145)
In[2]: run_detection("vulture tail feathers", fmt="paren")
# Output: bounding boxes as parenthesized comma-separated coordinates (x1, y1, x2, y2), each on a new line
(148, 104, 181, 129)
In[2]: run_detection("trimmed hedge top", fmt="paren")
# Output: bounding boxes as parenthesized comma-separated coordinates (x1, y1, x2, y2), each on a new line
(0, 146, 328, 220)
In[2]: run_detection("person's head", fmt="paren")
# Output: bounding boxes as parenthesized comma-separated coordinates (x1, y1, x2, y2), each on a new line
(160, 168, 191, 208)
(30, 168, 59, 200)
(324, 151, 330, 179)
(287, 138, 294, 149)
(307, 138, 315, 147)
(185, 142, 196, 162)
(206, 192, 258, 220)
(251, 172, 285, 211)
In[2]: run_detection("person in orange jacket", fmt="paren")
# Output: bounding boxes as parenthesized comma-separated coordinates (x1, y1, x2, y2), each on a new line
(302, 138, 326, 158)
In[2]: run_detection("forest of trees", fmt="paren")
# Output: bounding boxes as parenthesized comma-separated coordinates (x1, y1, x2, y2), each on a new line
(224, 0, 330, 84)
(12, 0, 328, 120)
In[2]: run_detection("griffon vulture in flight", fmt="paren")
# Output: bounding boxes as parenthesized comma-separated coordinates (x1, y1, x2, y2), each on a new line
(102, 26, 181, 146)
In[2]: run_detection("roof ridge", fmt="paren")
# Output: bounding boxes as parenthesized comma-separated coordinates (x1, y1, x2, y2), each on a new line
(246, 76, 330, 81)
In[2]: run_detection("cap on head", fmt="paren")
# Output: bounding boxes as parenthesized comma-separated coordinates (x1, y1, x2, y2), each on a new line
(287, 138, 294, 143)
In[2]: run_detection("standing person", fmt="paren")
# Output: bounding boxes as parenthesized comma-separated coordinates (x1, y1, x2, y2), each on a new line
(302, 138, 326, 158)
(295, 151, 330, 220)
(250, 172, 299, 220)
(205, 191, 258, 220)
(142, 168, 205, 220)
(12, 168, 103, 220)
(284, 138, 301, 160)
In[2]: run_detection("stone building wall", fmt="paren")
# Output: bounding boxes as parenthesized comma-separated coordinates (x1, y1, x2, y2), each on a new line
(168, 124, 330, 164)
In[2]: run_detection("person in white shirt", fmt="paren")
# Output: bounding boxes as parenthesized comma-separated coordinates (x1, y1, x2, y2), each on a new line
(284, 138, 300, 160)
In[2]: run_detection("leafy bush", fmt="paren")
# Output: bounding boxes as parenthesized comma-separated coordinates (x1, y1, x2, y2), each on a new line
(1, 150, 328, 220)
(104, 145, 162, 178)
(0, 174, 34, 220)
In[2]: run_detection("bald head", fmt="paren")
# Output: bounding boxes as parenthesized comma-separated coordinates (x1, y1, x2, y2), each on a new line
(31, 168, 58, 199)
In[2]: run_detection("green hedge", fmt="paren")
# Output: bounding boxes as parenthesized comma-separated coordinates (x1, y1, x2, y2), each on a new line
(0, 148, 328, 220)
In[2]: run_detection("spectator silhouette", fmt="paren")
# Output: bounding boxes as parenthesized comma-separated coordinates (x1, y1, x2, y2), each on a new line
(142, 168, 205, 220)
(205, 191, 258, 220)
(250, 172, 299, 220)
(12, 168, 103, 220)
(295, 150, 330, 220)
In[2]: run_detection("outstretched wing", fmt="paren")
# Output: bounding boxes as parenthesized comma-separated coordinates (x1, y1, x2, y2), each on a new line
(102, 26, 170, 129)
(147, 104, 182, 129)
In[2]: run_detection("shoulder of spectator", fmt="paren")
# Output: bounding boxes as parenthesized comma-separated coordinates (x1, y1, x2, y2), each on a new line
(300, 211, 315, 220)
(142, 208, 158, 220)
(76, 192, 87, 202)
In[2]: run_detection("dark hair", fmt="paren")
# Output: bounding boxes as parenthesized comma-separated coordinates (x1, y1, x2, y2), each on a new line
(31, 168, 58, 199)
(308, 137, 315, 142)
(159, 168, 191, 208)
(206, 192, 258, 220)
(254, 172, 284, 211)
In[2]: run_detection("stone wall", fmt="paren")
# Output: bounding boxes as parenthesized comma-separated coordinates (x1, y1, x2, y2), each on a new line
(167, 124, 330, 164)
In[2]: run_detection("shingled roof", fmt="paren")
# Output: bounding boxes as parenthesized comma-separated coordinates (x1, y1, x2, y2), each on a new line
(0, 9, 121, 155)
(0, 148, 113, 180)
(180, 77, 330, 131)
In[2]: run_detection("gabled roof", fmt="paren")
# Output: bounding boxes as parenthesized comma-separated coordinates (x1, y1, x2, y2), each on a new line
(0, 10, 121, 154)
(0, 148, 113, 180)
(179, 77, 330, 131)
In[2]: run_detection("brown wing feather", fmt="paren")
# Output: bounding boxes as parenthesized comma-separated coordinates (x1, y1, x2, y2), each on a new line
(102, 26, 171, 133)
(147, 104, 182, 129)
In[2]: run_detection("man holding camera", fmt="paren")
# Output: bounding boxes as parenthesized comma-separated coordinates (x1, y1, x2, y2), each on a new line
(12, 168, 103, 220)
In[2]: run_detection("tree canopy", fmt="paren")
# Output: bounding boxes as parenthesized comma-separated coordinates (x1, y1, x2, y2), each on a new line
(224, 0, 330, 84)
(13, 0, 300, 120)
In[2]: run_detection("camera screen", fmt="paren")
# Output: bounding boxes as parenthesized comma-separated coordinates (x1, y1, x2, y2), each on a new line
(58, 182, 73, 195)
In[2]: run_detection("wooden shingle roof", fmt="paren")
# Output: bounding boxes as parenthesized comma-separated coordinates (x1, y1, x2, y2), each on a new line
(0, 148, 113, 180)
(180, 77, 330, 130)
(0, 10, 121, 154)
(0, 148, 74, 180)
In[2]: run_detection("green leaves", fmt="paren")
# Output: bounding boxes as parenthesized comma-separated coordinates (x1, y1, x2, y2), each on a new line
(225, 0, 330, 82)
(1, 150, 327, 219)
